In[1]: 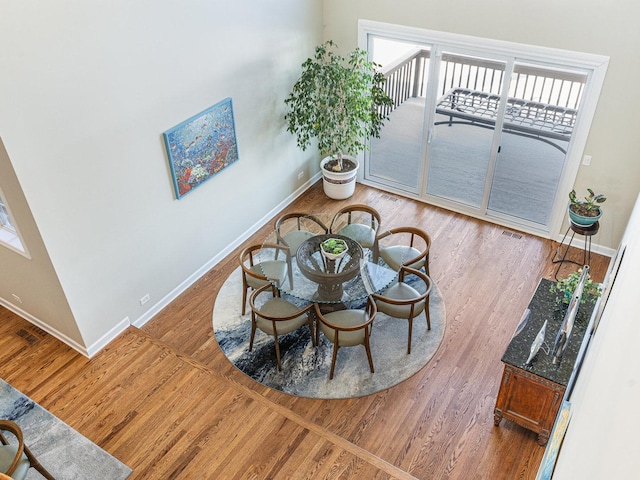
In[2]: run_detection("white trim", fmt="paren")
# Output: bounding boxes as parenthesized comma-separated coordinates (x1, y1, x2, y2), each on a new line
(358, 20, 609, 69)
(85, 316, 132, 358)
(0, 296, 92, 357)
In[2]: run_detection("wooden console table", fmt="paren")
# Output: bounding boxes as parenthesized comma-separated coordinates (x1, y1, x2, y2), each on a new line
(493, 279, 595, 445)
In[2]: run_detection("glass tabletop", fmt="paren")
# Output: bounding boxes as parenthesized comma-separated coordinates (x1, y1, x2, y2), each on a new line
(258, 213, 401, 305)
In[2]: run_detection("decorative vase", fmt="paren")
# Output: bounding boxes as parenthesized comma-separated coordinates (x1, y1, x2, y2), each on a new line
(320, 238, 349, 261)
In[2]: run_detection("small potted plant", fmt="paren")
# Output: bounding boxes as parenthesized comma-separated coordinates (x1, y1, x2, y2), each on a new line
(285, 41, 393, 199)
(568, 188, 606, 226)
(320, 237, 348, 260)
(550, 268, 603, 304)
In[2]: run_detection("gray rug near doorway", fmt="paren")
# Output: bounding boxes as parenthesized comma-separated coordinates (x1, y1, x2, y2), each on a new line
(212, 267, 446, 399)
(0, 379, 132, 480)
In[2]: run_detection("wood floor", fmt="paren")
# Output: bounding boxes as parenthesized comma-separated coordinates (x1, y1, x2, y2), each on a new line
(0, 182, 610, 479)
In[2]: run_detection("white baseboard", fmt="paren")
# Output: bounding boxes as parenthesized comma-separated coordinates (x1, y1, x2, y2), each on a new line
(553, 231, 616, 260)
(85, 316, 132, 358)
(0, 297, 91, 356)
(131, 174, 321, 329)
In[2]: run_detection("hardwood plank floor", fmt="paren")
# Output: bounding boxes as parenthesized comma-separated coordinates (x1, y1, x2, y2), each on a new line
(0, 181, 609, 479)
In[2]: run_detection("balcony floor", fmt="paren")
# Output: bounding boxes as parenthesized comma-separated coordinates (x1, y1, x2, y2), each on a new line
(369, 97, 568, 226)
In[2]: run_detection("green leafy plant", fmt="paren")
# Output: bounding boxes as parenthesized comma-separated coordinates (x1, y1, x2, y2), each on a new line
(569, 188, 606, 218)
(321, 238, 347, 255)
(284, 40, 393, 172)
(550, 268, 603, 304)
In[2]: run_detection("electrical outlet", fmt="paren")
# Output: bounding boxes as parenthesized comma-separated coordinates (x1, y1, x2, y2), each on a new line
(11, 293, 22, 304)
(582, 155, 592, 166)
(139, 293, 150, 306)
(297, 171, 304, 180)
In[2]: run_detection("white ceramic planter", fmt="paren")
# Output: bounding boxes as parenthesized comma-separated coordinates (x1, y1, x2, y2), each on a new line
(320, 238, 349, 261)
(320, 155, 359, 200)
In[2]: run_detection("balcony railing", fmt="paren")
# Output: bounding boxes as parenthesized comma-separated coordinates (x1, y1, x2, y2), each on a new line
(380, 48, 587, 132)
(378, 48, 587, 152)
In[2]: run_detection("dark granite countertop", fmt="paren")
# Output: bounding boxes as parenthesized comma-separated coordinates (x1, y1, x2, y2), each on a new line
(501, 278, 596, 386)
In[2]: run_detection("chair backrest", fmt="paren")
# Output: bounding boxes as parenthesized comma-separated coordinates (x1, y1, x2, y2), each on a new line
(239, 243, 292, 283)
(249, 284, 312, 325)
(274, 212, 328, 256)
(275, 212, 328, 238)
(248, 283, 315, 370)
(374, 266, 432, 307)
(376, 226, 431, 269)
(0, 420, 54, 480)
(329, 204, 382, 234)
(239, 244, 264, 279)
(0, 420, 25, 478)
(314, 296, 377, 343)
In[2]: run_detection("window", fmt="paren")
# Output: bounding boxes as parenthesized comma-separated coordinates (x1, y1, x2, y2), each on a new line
(0, 188, 28, 256)
(0, 197, 15, 230)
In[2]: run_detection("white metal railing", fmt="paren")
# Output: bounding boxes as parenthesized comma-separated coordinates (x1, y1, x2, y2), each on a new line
(380, 48, 586, 116)
(379, 47, 429, 116)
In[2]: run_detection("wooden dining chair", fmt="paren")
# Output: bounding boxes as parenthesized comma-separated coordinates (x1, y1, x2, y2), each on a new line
(0, 420, 55, 480)
(314, 296, 377, 379)
(239, 243, 292, 315)
(249, 284, 315, 370)
(376, 226, 431, 275)
(329, 204, 382, 253)
(274, 212, 328, 257)
(372, 266, 433, 354)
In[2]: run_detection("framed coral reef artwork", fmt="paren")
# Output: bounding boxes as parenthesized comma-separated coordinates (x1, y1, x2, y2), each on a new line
(163, 97, 239, 199)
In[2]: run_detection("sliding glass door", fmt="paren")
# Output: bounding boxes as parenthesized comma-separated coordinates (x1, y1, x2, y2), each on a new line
(361, 22, 607, 236)
(487, 63, 586, 225)
(426, 52, 507, 209)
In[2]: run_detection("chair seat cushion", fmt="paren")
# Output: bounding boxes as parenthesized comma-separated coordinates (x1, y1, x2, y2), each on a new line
(282, 230, 315, 255)
(337, 224, 376, 249)
(379, 245, 425, 271)
(321, 309, 369, 347)
(255, 298, 308, 335)
(376, 282, 426, 319)
(247, 261, 288, 289)
(0, 445, 30, 480)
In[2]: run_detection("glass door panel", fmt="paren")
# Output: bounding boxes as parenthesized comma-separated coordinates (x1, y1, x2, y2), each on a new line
(426, 53, 506, 208)
(366, 37, 430, 194)
(487, 63, 586, 225)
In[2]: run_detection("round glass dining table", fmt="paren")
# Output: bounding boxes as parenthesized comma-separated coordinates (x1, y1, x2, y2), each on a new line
(258, 213, 401, 306)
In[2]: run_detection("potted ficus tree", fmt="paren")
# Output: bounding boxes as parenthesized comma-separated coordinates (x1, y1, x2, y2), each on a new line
(285, 40, 393, 199)
(568, 188, 606, 226)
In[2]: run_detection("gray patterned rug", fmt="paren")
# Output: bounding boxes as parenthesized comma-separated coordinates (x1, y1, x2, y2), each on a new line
(0, 379, 132, 479)
(212, 267, 446, 399)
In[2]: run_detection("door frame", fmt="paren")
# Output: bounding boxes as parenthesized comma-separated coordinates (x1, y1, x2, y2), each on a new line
(358, 20, 609, 240)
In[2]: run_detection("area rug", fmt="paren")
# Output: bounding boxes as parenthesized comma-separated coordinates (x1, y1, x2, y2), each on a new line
(0, 379, 132, 479)
(212, 267, 446, 399)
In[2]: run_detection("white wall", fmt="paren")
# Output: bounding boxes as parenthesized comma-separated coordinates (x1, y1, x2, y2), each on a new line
(0, 0, 322, 352)
(322, 0, 640, 251)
